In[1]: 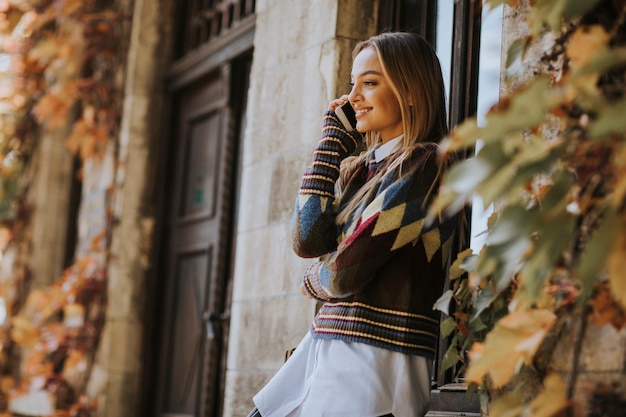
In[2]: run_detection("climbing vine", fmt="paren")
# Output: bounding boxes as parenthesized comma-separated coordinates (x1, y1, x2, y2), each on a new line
(0, 0, 123, 415)
(433, 0, 626, 415)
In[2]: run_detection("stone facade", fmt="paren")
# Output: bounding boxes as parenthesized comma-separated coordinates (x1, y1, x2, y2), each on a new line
(222, 1, 377, 414)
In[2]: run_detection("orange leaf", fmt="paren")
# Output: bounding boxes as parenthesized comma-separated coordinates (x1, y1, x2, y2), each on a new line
(566, 25, 610, 69)
(65, 118, 89, 155)
(32, 92, 71, 128)
(457, 322, 470, 337)
(530, 373, 569, 417)
(27, 36, 60, 64)
(24, 289, 50, 314)
(10, 316, 39, 346)
(466, 309, 556, 388)
(64, 303, 85, 328)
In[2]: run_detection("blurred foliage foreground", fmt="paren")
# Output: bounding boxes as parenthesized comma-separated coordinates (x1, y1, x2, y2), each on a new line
(0, 0, 121, 416)
(430, 0, 626, 416)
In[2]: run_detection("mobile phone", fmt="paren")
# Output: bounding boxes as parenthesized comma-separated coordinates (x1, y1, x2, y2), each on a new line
(335, 101, 357, 131)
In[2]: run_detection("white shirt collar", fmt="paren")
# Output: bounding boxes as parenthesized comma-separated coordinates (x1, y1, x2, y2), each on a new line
(374, 135, 403, 162)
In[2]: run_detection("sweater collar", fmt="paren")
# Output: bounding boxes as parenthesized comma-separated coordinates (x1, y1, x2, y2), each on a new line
(374, 135, 403, 163)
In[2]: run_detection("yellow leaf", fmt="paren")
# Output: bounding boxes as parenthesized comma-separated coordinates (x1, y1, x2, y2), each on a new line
(10, 316, 39, 347)
(64, 303, 84, 328)
(0, 8, 24, 34)
(489, 391, 525, 417)
(466, 309, 556, 388)
(612, 148, 626, 207)
(449, 248, 474, 280)
(24, 289, 50, 315)
(530, 373, 569, 417)
(27, 36, 59, 64)
(566, 25, 610, 70)
(65, 118, 89, 155)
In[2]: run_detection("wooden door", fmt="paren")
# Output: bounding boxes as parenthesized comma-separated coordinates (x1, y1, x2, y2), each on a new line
(157, 65, 236, 417)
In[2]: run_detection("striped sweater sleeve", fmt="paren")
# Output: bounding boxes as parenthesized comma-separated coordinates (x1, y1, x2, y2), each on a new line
(304, 147, 450, 301)
(291, 110, 363, 258)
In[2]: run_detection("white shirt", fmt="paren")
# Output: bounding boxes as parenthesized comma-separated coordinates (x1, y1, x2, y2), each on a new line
(253, 332, 432, 417)
(374, 135, 403, 162)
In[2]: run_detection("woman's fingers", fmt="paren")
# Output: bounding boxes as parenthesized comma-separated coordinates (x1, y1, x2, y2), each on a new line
(328, 95, 350, 111)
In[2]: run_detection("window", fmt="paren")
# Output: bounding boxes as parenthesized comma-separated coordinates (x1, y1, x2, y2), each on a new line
(176, 0, 256, 58)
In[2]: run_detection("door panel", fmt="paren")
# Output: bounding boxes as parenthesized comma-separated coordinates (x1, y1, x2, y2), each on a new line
(180, 112, 220, 219)
(158, 69, 232, 417)
(166, 248, 210, 412)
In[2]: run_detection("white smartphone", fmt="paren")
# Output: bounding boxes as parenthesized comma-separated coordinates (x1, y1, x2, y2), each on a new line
(335, 101, 357, 131)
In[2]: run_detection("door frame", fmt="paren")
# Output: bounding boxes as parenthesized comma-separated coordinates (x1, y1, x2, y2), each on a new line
(146, 16, 255, 417)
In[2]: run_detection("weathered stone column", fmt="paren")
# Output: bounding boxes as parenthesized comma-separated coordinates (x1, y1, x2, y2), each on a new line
(87, 0, 176, 415)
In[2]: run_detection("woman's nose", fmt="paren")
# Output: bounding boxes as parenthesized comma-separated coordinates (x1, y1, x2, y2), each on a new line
(348, 86, 359, 103)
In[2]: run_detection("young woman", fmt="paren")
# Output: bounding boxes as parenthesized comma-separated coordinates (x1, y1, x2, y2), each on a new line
(248, 32, 456, 417)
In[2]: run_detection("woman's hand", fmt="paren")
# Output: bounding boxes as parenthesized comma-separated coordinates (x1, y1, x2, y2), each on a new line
(328, 95, 350, 112)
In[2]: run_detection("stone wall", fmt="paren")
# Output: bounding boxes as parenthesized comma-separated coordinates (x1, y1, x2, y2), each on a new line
(26, 126, 75, 289)
(222, 1, 377, 415)
(88, 0, 176, 415)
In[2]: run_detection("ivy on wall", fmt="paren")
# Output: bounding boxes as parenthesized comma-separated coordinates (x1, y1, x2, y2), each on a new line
(433, 0, 626, 415)
(0, 0, 122, 415)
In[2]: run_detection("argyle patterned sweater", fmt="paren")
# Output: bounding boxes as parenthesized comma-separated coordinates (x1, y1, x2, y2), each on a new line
(291, 110, 456, 359)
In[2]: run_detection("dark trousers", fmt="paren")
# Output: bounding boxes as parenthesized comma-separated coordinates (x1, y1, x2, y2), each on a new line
(247, 407, 393, 417)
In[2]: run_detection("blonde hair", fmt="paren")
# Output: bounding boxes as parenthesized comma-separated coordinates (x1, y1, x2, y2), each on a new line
(336, 32, 448, 224)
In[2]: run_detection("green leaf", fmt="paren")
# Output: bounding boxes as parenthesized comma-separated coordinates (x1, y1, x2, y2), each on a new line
(434, 289, 454, 315)
(577, 206, 620, 303)
(432, 154, 500, 216)
(486, 205, 535, 246)
(477, 163, 518, 208)
(478, 77, 553, 145)
(434, 139, 512, 216)
(490, 239, 530, 292)
(534, 0, 602, 34)
(563, 0, 604, 18)
(440, 77, 558, 154)
(574, 46, 626, 78)
(469, 315, 489, 333)
(541, 170, 575, 216)
(441, 316, 457, 338)
(519, 211, 575, 301)
(534, 0, 568, 34)
(588, 98, 626, 139)
(449, 248, 476, 280)
(440, 341, 462, 373)
(502, 142, 566, 205)
(472, 284, 497, 319)
(506, 37, 528, 70)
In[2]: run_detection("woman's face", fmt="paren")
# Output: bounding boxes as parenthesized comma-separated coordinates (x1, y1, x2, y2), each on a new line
(348, 47, 403, 143)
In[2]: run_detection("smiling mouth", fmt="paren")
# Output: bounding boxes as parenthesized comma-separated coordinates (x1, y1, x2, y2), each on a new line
(355, 108, 371, 118)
